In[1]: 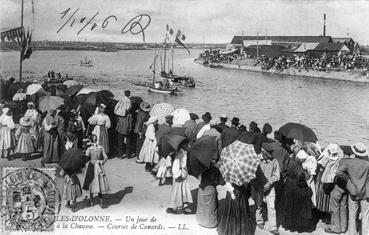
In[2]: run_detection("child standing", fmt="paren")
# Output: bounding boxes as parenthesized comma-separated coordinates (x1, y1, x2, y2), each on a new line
(166, 138, 193, 214)
(15, 117, 35, 161)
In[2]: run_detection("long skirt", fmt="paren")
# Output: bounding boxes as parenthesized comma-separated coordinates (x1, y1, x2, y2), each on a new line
(16, 133, 35, 154)
(62, 175, 82, 201)
(315, 171, 330, 212)
(43, 130, 61, 163)
(116, 115, 133, 135)
(168, 177, 193, 208)
(92, 125, 109, 153)
(217, 185, 255, 235)
(156, 156, 172, 178)
(83, 162, 110, 194)
(0, 126, 16, 152)
(138, 139, 159, 163)
(280, 178, 314, 232)
(196, 185, 218, 228)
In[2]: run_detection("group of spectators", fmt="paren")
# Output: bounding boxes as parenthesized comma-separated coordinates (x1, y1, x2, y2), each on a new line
(198, 49, 242, 64)
(255, 53, 369, 72)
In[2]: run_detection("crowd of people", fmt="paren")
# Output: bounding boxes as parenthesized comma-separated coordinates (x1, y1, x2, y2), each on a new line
(198, 48, 369, 75)
(0, 80, 368, 235)
(198, 49, 241, 64)
(255, 53, 369, 72)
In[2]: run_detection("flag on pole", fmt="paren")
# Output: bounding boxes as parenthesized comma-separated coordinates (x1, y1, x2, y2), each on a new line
(166, 24, 174, 35)
(11, 27, 32, 61)
(175, 29, 190, 55)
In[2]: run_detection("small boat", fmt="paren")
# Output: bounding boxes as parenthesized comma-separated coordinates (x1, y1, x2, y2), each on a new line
(80, 57, 94, 67)
(148, 86, 180, 95)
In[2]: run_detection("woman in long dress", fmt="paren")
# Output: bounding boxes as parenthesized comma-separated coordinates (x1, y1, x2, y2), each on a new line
(137, 116, 159, 165)
(82, 135, 109, 208)
(42, 109, 62, 163)
(0, 107, 16, 159)
(88, 104, 111, 154)
(15, 116, 35, 161)
(166, 140, 193, 214)
(217, 183, 255, 235)
(196, 166, 225, 228)
(23, 102, 40, 141)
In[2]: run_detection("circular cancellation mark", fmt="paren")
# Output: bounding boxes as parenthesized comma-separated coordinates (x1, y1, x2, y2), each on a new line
(1, 167, 61, 232)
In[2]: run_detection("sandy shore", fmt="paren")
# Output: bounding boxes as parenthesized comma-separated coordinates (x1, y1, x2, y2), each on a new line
(0, 155, 338, 235)
(194, 59, 369, 83)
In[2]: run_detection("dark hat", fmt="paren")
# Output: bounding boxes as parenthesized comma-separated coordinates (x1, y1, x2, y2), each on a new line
(202, 112, 212, 121)
(165, 115, 174, 120)
(231, 117, 240, 125)
(189, 113, 199, 120)
(263, 123, 272, 134)
(250, 121, 258, 128)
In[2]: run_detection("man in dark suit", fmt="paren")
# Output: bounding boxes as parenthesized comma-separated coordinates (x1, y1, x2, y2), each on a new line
(221, 117, 241, 148)
(335, 142, 369, 235)
(216, 113, 229, 133)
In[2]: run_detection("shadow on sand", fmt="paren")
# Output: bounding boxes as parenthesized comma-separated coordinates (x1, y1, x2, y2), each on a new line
(73, 186, 133, 212)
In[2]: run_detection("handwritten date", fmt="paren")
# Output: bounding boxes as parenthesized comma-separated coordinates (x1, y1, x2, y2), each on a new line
(57, 8, 151, 42)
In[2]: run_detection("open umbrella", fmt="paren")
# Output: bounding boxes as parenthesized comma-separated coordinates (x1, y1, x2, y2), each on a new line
(59, 148, 88, 174)
(82, 90, 114, 107)
(167, 127, 186, 137)
(171, 108, 190, 126)
(66, 85, 83, 96)
(38, 96, 64, 112)
(188, 135, 219, 177)
(149, 102, 175, 125)
(217, 140, 262, 186)
(63, 80, 80, 88)
(279, 122, 317, 143)
(26, 83, 43, 95)
(160, 134, 186, 158)
(76, 87, 97, 96)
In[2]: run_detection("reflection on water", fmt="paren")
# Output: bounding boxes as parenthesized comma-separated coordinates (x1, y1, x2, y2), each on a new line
(1, 49, 369, 145)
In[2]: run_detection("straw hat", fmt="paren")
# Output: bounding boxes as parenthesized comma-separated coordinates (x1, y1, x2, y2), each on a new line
(220, 113, 228, 119)
(351, 142, 368, 157)
(27, 102, 35, 107)
(139, 101, 151, 112)
(19, 117, 32, 127)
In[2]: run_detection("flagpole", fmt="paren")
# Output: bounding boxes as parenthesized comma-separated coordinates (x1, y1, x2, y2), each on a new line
(19, 0, 24, 82)
(163, 31, 167, 73)
(171, 43, 174, 74)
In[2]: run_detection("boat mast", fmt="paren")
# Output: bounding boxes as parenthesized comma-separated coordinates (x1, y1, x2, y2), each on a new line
(19, 0, 24, 81)
(171, 43, 174, 73)
(163, 30, 167, 73)
(153, 43, 157, 86)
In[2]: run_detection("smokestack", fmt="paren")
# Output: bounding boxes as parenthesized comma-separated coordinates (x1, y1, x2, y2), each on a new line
(323, 13, 326, 36)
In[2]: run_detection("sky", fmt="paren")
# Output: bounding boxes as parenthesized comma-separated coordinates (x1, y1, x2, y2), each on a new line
(1, 0, 369, 45)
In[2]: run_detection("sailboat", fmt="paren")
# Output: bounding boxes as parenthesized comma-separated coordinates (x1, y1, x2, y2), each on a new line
(147, 44, 180, 95)
(160, 31, 195, 88)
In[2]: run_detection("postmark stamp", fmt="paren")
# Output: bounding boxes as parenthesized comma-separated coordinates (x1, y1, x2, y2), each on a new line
(1, 167, 61, 232)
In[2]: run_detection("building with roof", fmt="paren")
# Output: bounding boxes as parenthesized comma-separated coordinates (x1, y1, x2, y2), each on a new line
(308, 42, 350, 57)
(230, 35, 333, 49)
(332, 37, 360, 54)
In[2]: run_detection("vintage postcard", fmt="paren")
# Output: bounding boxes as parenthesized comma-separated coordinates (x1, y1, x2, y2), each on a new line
(1, 0, 369, 235)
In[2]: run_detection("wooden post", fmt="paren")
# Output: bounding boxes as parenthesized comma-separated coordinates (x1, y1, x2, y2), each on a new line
(19, 0, 24, 82)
